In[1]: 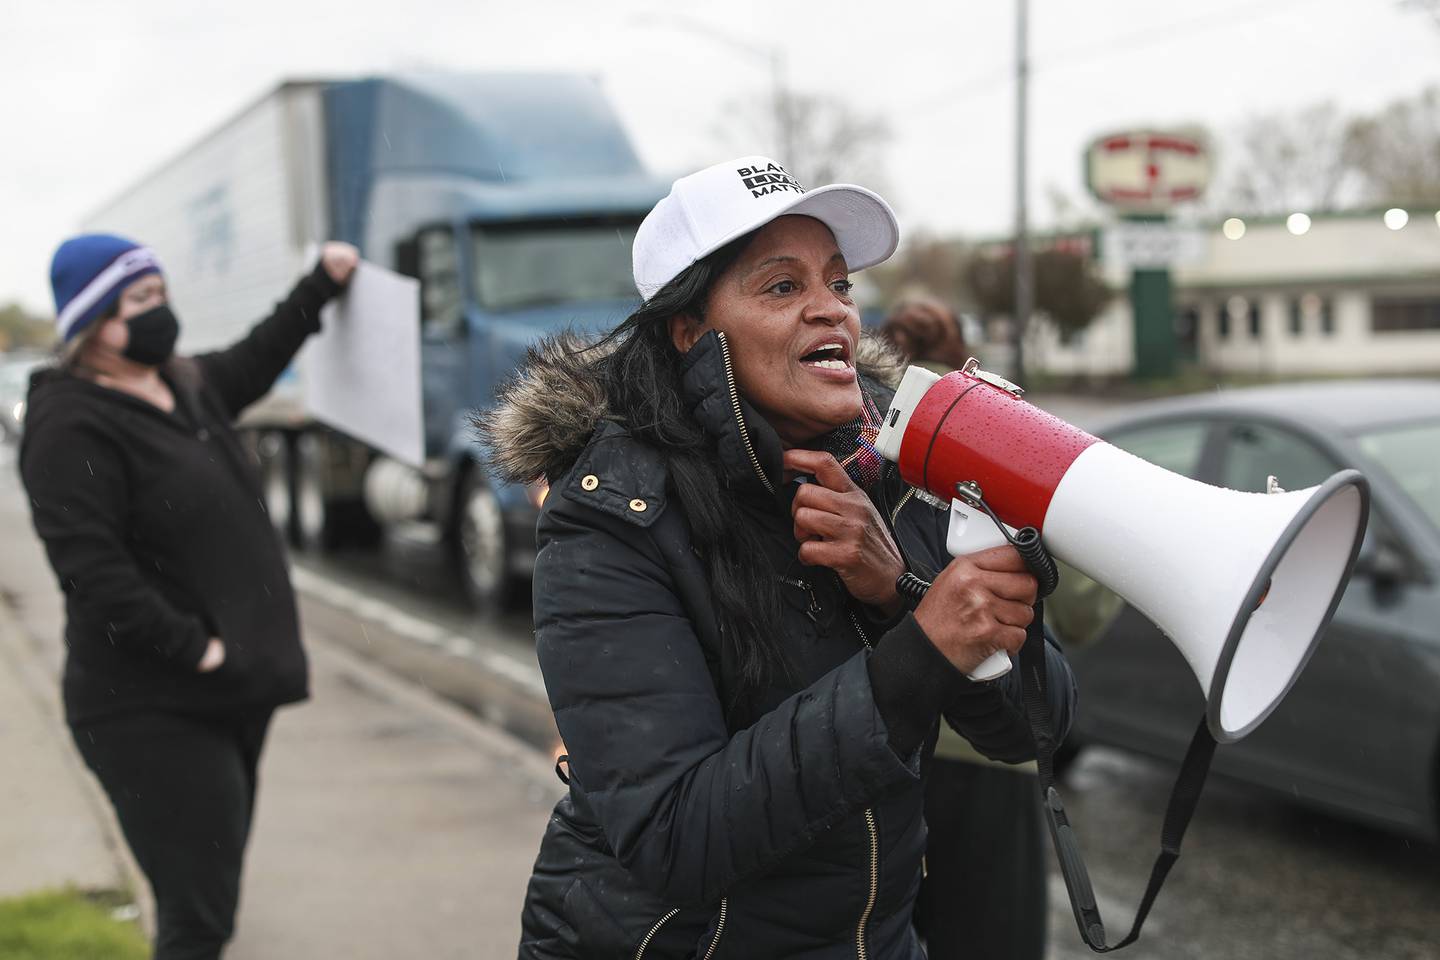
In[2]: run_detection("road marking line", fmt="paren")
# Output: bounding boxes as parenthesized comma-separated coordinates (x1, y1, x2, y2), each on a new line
(289, 565, 547, 699)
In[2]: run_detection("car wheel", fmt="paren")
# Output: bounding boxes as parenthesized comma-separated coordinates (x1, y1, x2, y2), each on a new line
(457, 471, 510, 613)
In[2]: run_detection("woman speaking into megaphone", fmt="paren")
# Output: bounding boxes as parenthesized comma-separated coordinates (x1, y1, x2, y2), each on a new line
(485, 155, 1076, 959)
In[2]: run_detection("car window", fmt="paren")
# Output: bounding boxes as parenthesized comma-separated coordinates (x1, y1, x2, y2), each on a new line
(1219, 422, 1338, 493)
(1106, 421, 1210, 478)
(1356, 420, 1440, 531)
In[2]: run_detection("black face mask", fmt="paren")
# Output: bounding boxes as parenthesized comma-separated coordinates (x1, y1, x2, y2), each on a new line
(123, 304, 180, 366)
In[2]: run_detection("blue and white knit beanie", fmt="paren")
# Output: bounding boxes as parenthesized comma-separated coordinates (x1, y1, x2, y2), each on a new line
(50, 233, 164, 343)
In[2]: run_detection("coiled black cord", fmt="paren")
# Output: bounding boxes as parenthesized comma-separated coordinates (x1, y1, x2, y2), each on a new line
(1002, 525, 1060, 598)
(896, 571, 931, 602)
(893, 488, 1060, 601)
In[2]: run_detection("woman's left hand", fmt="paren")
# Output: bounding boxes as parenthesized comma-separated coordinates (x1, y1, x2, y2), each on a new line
(320, 241, 360, 286)
(785, 449, 905, 614)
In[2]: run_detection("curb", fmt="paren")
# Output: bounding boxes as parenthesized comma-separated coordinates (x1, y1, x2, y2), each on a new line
(289, 565, 558, 756)
(0, 596, 156, 937)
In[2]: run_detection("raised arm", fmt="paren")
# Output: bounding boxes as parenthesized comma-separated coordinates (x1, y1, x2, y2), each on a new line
(195, 244, 356, 418)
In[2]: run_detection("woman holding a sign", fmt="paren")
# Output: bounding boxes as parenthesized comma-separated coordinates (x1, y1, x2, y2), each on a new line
(19, 234, 356, 960)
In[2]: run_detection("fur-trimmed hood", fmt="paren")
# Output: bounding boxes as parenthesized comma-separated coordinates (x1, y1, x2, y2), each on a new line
(481, 331, 906, 486)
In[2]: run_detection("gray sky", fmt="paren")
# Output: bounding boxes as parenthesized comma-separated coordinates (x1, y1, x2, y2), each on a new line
(3, 0, 1437, 313)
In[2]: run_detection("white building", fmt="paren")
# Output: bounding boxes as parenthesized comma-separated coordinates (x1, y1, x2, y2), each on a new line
(1023, 209, 1440, 378)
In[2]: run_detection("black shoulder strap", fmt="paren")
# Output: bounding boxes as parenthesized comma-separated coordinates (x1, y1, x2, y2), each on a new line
(1020, 600, 1218, 952)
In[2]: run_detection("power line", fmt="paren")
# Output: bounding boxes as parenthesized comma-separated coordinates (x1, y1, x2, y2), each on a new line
(898, 0, 1312, 119)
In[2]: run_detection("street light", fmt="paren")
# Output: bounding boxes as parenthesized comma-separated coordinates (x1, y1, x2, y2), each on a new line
(1384, 208, 1409, 230)
(1222, 217, 1246, 240)
(1286, 213, 1312, 236)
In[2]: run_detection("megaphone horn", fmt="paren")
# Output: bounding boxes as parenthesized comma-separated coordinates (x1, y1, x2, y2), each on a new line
(875, 363, 1369, 744)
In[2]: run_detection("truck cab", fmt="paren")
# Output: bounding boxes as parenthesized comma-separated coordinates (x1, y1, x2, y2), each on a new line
(325, 75, 666, 608)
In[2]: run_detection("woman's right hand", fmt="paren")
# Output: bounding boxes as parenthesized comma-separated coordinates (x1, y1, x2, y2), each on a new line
(197, 637, 226, 673)
(913, 546, 1038, 675)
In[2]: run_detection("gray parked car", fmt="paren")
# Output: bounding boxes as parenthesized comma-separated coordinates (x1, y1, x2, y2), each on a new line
(0, 353, 46, 442)
(1049, 379, 1440, 841)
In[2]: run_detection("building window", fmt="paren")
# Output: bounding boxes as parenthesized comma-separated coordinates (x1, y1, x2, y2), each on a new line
(1223, 295, 1250, 340)
(1247, 301, 1262, 338)
(1293, 293, 1331, 336)
(1372, 297, 1440, 333)
(1176, 307, 1198, 338)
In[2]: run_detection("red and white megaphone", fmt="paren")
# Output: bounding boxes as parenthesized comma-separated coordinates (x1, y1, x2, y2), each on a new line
(875, 361, 1370, 743)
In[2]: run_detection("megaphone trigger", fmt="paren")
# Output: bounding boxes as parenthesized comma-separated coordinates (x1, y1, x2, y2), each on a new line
(945, 497, 1011, 557)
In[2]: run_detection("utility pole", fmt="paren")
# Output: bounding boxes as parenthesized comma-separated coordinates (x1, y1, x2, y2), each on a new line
(1012, 0, 1033, 384)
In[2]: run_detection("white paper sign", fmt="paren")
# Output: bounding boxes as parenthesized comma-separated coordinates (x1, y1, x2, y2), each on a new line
(1101, 222, 1207, 270)
(303, 260, 424, 467)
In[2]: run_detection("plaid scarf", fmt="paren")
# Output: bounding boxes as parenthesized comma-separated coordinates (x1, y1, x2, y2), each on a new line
(819, 389, 887, 492)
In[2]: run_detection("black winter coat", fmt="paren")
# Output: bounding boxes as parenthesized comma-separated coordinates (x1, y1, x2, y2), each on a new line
(19, 263, 340, 724)
(489, 331, 1076, 960)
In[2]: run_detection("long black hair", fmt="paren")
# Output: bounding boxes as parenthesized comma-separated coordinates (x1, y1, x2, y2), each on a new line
(594, 232, 790, 690)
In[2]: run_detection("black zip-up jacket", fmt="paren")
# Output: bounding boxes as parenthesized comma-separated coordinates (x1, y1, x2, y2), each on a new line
(486, 331, 1076, 959)
(19, 263, 340, 725)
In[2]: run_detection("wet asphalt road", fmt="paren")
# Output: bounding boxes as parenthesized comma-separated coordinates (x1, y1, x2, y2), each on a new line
(3, 408, 1437, 959)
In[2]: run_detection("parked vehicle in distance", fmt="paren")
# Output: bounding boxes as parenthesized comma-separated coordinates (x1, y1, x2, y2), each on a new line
(1048, 379, 1440, 841)
(0, 352, 47, 443)
(81, 74, 668, 610)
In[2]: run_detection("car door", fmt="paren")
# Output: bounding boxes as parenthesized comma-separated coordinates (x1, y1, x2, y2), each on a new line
(1059, 418, 1223, 758)
(1213, 420, 1437, 831)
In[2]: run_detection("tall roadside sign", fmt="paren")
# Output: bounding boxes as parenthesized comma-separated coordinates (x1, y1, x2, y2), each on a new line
(1085, 132, 1212, 379)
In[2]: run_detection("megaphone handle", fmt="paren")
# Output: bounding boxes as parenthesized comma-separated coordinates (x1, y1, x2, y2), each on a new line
(968, 651, 1013, 682)
(946, 499, 1017, 681)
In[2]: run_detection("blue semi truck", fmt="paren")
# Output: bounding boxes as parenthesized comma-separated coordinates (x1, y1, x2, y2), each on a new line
(83, 74, 667, 608)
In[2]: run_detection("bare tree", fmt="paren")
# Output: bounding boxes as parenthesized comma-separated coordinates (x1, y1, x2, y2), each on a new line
(1345, 87, 1440, 206)
(710, 90, 891, 192)
(1209, 88, 1440, 215)
(1209, 102, 1362, 215)
(0, 302, 54, 351)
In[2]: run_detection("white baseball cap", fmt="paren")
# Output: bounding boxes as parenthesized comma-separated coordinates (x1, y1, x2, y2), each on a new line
(632, 155, 900, 301)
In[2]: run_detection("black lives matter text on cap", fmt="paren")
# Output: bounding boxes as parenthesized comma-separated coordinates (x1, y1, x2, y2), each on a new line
(737, 162, 805, 198)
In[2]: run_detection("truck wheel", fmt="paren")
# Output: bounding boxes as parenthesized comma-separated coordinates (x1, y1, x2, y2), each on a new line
(294, 433, 336, 552)
(457, 472, 510, 612)
(258, 431, 296, 544)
